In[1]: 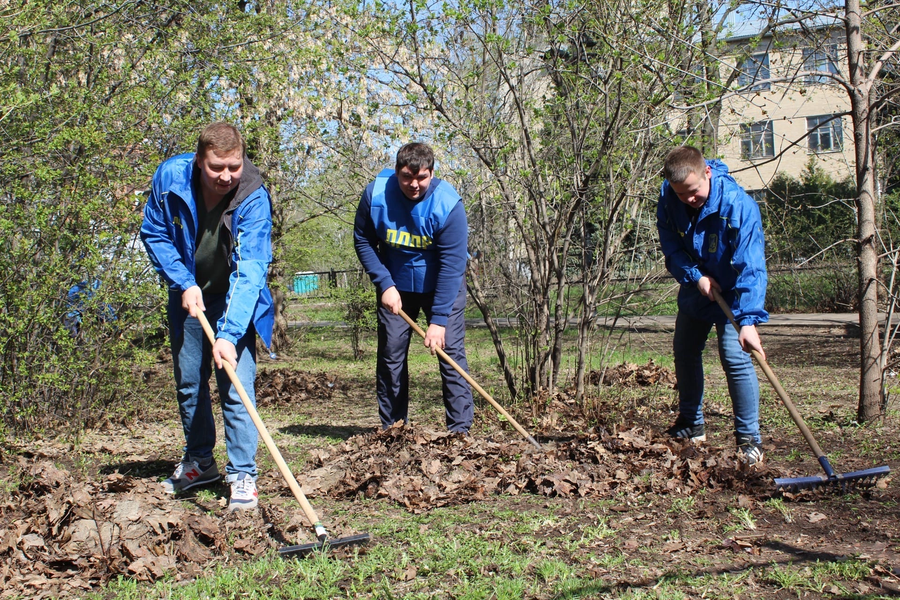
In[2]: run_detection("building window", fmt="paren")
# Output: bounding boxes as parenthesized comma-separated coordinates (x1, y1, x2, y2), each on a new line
(802, 47, 839, 84)
(737, 53, 770, 90)
(741, 120, 775, 159)
(807, 115, 843, 152)
(747, 189, 767, 204)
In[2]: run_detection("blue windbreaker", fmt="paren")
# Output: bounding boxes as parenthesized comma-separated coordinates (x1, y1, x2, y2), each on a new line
(656, 160, 768, 327)
(140, 153, 275, 347)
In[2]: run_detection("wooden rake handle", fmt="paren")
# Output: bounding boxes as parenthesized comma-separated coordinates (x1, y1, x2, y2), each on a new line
(398, 309, 542, 450)
(195, 310, 329, 540)
(711, 290, 829, 463)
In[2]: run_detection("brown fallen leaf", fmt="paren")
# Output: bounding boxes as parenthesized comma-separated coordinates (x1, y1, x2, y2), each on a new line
(807, 512, 827, 523)
(661, 541, 685, 552)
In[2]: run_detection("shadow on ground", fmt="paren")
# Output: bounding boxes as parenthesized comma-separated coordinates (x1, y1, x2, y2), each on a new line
(99, 458, 173, 479)
(281, 423, 374, 441)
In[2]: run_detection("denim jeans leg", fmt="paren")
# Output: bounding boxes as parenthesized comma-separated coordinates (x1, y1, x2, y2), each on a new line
(376, 303, 416, 429)
(424, 284, 474, 433)
(171, 310, 216, 465)
(673, 311, 714, 426)
(213, 324, 259, 480)
(715, 321, 761, 445)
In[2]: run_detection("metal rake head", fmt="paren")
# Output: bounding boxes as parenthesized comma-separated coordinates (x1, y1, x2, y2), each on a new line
(775, 465, 890, 493)
(278, 533, 372, 559)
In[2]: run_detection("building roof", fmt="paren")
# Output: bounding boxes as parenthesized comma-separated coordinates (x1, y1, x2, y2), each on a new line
(721, 14, 841, 43)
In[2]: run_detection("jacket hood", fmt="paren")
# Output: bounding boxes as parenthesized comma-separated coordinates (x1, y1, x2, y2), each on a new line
(189, 156, 266, 214)
(707, 159, 729, 177)
(699, 159, 730, 218)
(229, 157, 264, 211)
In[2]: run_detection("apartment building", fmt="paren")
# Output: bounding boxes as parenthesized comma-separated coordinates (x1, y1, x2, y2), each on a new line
(674, 18, 856, 193)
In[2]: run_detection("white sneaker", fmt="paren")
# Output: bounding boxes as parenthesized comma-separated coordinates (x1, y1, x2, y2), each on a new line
(229, 473, 258, 511)
(161, 459, 220, 494)
(736, 435, 764, 466)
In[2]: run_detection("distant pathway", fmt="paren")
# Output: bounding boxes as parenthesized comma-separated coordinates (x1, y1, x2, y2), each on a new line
(289, 313, 867, 329)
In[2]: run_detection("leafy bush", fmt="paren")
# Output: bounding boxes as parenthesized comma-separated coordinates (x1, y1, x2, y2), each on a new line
(761, 161, 856, 264)
(0, 196, 165, 437)
(767, 264, 857, 313)
(334, 273, 378, 360)
(0, 2, 186, 437)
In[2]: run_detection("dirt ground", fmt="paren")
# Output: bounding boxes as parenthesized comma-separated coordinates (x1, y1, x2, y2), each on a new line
(2, 323, 899, 598)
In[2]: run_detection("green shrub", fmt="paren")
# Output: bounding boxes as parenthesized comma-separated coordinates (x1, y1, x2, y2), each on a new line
(762, 161, 856, 265)
(0, 197, 163, 437)
(333, 273, 377, 360)
(767, 264, 857, 313)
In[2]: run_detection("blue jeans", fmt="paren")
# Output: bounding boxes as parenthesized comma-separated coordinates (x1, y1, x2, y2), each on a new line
(170, 293, 258, 481)
(376, 283, 474, 433)
(673, 310, 761, 444)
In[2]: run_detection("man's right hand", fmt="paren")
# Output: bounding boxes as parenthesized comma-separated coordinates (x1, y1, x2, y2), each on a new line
(381, 286, 402, 315)
(181, 285, 205, 317)
(697, 276, 721, 301)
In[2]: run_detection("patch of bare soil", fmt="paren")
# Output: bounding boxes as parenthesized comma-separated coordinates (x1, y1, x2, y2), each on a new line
(1, 325, 899, 597)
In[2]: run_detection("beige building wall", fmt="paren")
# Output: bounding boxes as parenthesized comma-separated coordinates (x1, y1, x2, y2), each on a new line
(668, 30, 856, 192)
(718, 37, 855, 191)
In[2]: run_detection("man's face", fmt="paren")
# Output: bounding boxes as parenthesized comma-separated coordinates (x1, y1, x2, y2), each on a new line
(670, 165, 711, 210)
(397, 166, 433, 201)
(197, 148, 243, 203)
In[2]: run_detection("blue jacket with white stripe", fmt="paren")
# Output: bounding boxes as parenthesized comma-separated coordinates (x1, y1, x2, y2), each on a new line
(140, 153, 274, 347)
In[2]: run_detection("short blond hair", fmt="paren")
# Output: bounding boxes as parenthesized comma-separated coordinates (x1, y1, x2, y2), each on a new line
(663, 146, 706, 183)
(196, 122, 245, 160)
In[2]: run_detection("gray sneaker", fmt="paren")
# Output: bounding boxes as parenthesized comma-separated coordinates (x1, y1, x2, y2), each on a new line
(161, 459, 221, 494)
(736, 435, 764, 466)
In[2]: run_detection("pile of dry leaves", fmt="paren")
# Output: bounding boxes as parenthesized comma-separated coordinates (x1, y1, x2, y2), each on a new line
(587, 360, 677, 387)
(256, 369, 337, 407)
(300, 423, 776, 513)
(0, 362, 793, 597)
(1, 423, 779, 596)
(0, 457, 305, 597)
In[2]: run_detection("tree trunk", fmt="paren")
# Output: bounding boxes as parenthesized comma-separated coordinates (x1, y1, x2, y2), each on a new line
(846, 0, 884, 420)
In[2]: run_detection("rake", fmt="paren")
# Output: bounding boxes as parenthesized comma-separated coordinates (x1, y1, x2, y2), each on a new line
(195, 310, 371, 557)
(398, 309, 542, 450)
(713, 290, 890, 492)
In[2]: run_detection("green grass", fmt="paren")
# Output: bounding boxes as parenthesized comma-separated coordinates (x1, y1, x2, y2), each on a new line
(764, 498, 794, 523)
(89, 493, 891, 599)
(93, 500, 601, 599)
(724, 507, 757, 534)
(760, 559, 874, 595)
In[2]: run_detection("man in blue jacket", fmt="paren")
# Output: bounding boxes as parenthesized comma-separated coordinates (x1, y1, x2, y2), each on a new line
(354, 142, 474, 433)
(141, 122, 274, 510)
(657, 146, 767, 465)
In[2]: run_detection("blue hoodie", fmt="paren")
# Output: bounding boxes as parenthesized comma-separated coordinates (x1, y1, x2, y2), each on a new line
(140, 153, 275, 347)
(656, 159, 768, 327)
